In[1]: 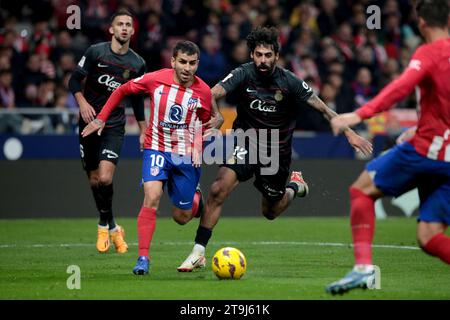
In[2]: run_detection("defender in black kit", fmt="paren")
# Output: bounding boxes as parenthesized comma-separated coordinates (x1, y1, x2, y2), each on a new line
(178, 26, 373, 272)
(68, 10, 146, 254)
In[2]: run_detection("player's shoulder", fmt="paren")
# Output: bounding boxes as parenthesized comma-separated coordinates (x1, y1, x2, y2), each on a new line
(194, 75, 212, 93)
(413, 39, 448, 58)
(238, 62, 255, 75)
(138, 68, 170, 84)
(87, 42, 109, 54)
(276, 66, 304, 86)
(127, 48, 146, 67)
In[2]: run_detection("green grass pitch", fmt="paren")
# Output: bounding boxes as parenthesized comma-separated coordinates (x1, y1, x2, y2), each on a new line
(0, 217, 449, 300)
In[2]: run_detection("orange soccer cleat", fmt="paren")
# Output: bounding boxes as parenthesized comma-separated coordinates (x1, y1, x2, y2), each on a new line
(110, 225, 128, 254)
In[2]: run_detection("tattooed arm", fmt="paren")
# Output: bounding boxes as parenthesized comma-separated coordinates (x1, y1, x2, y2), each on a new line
(306, 94, 373, 156)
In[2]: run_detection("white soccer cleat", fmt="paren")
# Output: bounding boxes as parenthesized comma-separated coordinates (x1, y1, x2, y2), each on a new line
(177, 252, 206, 272)
(289, 171, 309, 197)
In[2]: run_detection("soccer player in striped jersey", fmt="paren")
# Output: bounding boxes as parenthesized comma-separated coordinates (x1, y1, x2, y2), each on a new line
(81, 41, 223, 275)
(327, 0, 450, 294)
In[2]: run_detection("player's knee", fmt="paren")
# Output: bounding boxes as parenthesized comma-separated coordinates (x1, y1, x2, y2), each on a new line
(173, 211, 191, 225)
(417, 231, 432, 249)
(88, 176, 99, 187)
(98, 173, 113, 186)
(262, 209, 278, 220)
(144, 191, 163, 208)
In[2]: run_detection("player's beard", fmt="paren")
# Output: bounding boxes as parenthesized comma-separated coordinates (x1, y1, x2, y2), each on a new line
(114, 34, 129, 46)
(256, 62, 275, 76)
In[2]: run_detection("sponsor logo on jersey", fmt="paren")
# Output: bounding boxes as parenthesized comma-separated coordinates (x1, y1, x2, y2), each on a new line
(159, 121, 188, 129)
(169, 104, 183, 123)
(250, 99, 277, 112)
(97, 62, 108, 67)
(98, 74, 122, 91)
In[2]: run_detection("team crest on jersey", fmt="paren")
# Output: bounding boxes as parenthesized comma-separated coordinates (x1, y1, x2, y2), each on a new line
(150, 166, 160, 176)
(123, 69, 130, 79)
(187, 97, 199, 110)
(274, 90, 283, 101)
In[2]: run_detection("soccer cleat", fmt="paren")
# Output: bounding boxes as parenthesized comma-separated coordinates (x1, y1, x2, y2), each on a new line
(288, 171, 309, 197)
(177, 252, 206, 272)
(96, 225, 110, 253)
(133, 256, 150, 275)
(110, 225, 128, 254)
(192, 184, 204, 218)
(325, 267, 376, 295)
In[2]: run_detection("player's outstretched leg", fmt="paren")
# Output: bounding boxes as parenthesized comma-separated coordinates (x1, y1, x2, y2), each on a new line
(326, 171, 381, 294)
(177, 186, 209, 271)
(325, 266, 376, 295)
(110, 225, 128, 253)
(178, 167, 239, 272)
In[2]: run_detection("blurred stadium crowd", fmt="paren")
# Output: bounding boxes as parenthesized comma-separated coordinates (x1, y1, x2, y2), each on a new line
(0, 0, 421, 135)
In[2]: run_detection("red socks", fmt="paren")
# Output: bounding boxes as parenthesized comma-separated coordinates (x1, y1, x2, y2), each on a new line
(349, 187, 375, 265)
(423, 233, 450, 264)
(137, 207, 157, 257)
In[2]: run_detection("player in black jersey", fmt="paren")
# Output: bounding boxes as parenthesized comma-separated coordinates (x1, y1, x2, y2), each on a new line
(68, 10, 146, 254)
(178, 27, 373, 271)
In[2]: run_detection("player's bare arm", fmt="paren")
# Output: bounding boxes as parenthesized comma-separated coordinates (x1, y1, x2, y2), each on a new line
(396, 126, 417, 145)
(306, 94, 373, 156)
(211, 84, 227, 100)
(203, 95, 224, 136)
(202, 84, 226, 138)
(330, 112, 363, 135)
(81, 118, 105, 137)
(137, 120, 147, 151)
(75, 92, 97, 123)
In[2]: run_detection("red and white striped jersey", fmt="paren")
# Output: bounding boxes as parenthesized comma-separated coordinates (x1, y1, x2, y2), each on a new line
(356, 38, 450, 162)
(98, 68, 212, 155)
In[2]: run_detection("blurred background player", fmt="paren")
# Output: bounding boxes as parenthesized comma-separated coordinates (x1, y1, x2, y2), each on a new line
(327, 0, 450, 294)
(82, 41, 223, 275)
(68, 10, 147, 254)
(178, 26, 373, 272)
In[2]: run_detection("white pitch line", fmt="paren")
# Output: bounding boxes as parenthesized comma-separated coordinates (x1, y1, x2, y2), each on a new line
(0, 241, 419, 250)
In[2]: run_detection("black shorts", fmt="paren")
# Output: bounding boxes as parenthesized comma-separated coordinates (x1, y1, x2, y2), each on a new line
(220, 144, 291, 203)
(78, 122, 125, 172)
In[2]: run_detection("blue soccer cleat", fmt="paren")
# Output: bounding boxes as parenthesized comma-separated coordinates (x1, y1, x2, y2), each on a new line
(132, 256, 150, 275)
(326, 267, 376, 295)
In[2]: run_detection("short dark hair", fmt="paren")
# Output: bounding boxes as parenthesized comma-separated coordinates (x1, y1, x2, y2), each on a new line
(172, 41, 200, 58)
(110, 9, 134, 23)
(246, 26, 280, 54)
(416, 0, 449, 28)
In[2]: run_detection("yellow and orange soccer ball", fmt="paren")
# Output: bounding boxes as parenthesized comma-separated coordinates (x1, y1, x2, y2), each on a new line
(212, 247, 247, 280)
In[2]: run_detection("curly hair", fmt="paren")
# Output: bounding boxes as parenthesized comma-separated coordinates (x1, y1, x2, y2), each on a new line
(246, 26, 280, 54)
